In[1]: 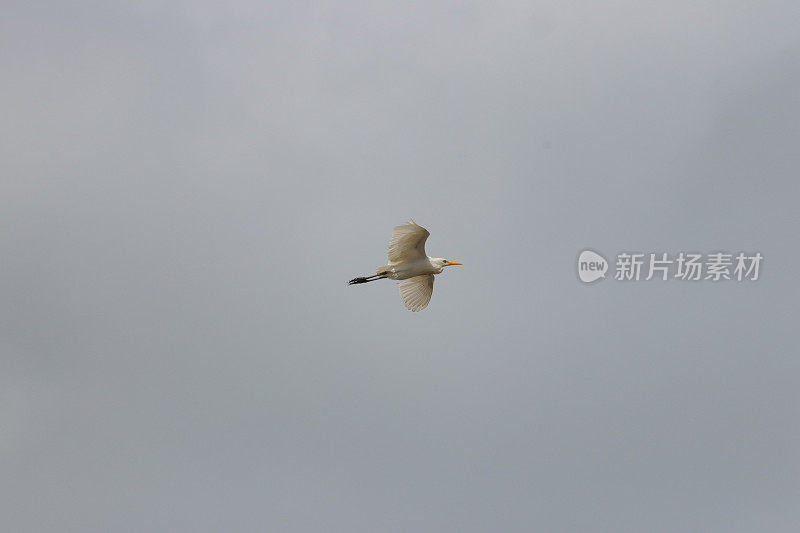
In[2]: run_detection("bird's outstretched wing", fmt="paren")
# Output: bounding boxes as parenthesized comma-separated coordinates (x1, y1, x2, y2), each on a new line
(398, 274, 435, 312)
(388, 219, 430, 263)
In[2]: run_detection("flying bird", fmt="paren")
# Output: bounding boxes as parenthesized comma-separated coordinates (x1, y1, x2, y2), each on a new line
(348, 219, 462, 311)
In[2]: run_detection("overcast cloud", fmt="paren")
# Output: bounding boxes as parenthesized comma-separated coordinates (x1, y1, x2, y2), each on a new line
(2, 1, 799, 532)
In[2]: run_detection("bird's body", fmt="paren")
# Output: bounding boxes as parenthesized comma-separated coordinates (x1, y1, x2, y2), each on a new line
(348, 219, 461, 311)
(377, 256, 445, 280)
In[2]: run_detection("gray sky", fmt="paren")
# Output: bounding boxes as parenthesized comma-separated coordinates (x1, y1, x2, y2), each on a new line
(2, 1, 799, 531)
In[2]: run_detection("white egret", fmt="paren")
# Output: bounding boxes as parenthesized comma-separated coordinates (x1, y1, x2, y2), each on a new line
(348, 219, 462, 311)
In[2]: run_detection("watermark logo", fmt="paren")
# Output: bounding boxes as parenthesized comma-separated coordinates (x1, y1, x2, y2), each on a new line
(577, 250, 608, 283)
(578, 250, 763, 283)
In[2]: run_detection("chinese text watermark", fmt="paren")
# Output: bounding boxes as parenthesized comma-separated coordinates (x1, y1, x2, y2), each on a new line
(578, 250, 762, 283)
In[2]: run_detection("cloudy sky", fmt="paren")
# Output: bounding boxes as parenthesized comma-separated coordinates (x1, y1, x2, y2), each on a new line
(2, 1, 799, 531)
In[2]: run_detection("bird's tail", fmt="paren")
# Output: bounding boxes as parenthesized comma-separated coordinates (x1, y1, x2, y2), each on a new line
(376, 265, 391, 275)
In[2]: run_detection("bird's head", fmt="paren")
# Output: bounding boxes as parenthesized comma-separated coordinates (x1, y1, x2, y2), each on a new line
(433, 258, 463, 270)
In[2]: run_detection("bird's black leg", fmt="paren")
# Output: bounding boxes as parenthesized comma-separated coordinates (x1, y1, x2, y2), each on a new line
(348, 274, 386, 285)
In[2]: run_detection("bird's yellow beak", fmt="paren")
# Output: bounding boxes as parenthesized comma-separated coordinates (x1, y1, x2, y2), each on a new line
(445, 260, 462, 266)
